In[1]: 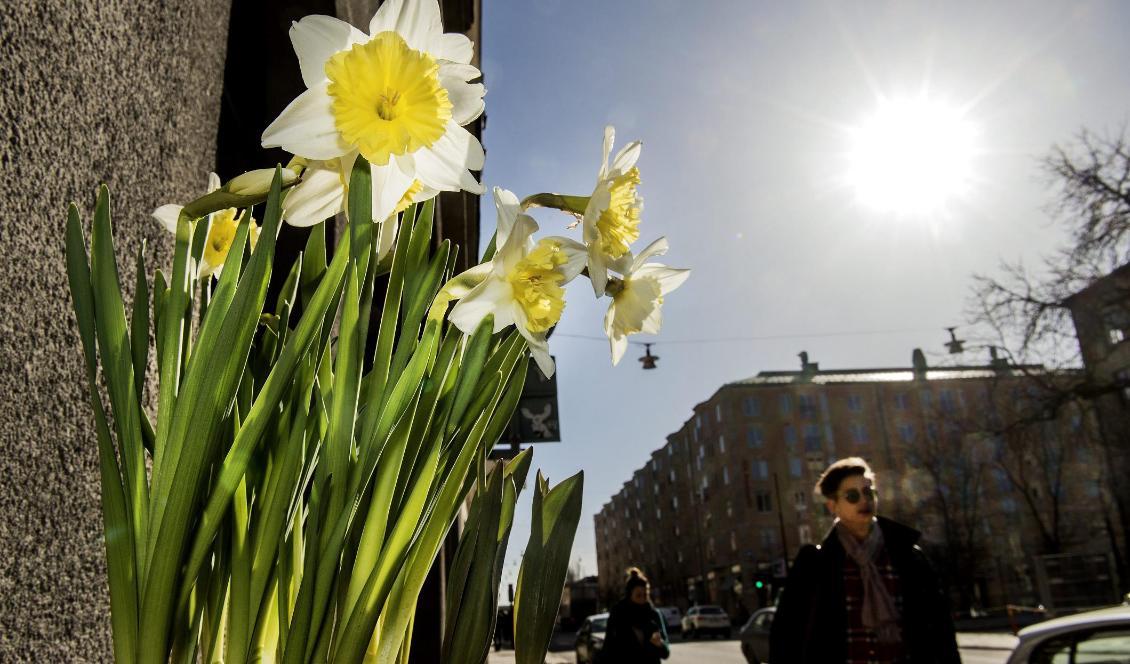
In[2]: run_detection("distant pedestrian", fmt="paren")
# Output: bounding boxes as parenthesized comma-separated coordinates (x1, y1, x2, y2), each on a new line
(598, 567, 670, 663)
(769, 457, 959, 664)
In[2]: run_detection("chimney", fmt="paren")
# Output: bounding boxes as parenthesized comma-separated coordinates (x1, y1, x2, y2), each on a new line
(798, 351, 819, 381)
(912, 348, 928, 380)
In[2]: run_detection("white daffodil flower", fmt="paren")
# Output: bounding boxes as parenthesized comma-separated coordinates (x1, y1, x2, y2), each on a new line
(262, 0, 486, 233)
(582, 125, 643, 297)
(448, 188, 587, 377)
(281, 156, 436, 260)
(152, 172, 261, 279)
(603, 237, 689, 366)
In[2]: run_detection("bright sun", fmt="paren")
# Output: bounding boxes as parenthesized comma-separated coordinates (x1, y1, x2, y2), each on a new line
(847, 97, 977, 215)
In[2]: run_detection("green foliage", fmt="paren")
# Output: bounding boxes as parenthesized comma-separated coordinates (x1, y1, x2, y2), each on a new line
(514, 470, 585, 664)
(65, 162, 583, 664)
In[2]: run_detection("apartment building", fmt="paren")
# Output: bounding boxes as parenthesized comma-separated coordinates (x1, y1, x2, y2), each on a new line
(595, 350, 1116, 618)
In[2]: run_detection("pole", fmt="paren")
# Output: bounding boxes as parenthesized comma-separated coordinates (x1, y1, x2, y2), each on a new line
(773, 472, 790, 567)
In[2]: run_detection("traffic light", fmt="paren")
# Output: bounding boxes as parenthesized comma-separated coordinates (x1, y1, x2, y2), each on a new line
(753, 571, 773, 606)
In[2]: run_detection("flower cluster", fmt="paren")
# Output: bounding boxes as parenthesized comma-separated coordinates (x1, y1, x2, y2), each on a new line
(152, 0, 686, 375)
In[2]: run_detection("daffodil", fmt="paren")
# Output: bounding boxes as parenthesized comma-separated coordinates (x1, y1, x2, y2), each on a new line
(152, 172, 261, 279)
(447, 188, 587, 377)
(521, 126, 642, 296)
(603, 237, 689, 366)
(262, 0, 486, 234)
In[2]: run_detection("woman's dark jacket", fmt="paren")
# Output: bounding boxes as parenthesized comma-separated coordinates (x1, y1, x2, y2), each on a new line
(597, 599, 670, 664)
(768, 516, 960, 663)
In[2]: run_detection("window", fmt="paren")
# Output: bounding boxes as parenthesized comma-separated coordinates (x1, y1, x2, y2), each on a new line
(1030, 627, 1130, 663)
(755, 492, 773, 512)
(783, 424, 797, 450)
(723, 467, 730, 485)
(919, 390, 933, 410)
(798, 524, 812, 545)
(730, 531, 739, 552)
(897, 423, 915, 443)
(803, 424, 821, 452)
(669, 469, 676, 483)
(1103, 305, 1130, 346)
(726, 500, 733, 517)
(794, 491, 806, 508)
(760, 528, 777, 550)
(742, 396, 761, 417)
(850, 422, 869, 444)
(747, 426, 764, 448)
(715, 403, 723, 422)
(672, 495, 679, 509)
(677, 550, 683, 563)
(757, 460, 769, 480)
(940, 389, 958, 413)
(799, 394, 817, 418)
(779, 393, 792, 415)
(893, 392, 910, 410)
(719, 435, 726, 453)
(667, 444, 673, 456)
(846, 394, 864, 412)
(656, 507, 662, 519)
(789, 457, 802, 478)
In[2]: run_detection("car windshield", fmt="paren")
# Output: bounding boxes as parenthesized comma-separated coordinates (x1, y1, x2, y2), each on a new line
(590, 618, 607, 632)
(700, 607, 725, 615)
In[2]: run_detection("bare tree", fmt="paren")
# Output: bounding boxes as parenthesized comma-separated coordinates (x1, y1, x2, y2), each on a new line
(967, 126, 1130, 590)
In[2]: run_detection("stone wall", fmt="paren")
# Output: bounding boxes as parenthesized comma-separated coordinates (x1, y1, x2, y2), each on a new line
(0, 2, 231, 659)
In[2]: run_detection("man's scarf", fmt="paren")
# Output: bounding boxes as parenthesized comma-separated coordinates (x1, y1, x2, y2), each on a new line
(835, 520, 902, 644)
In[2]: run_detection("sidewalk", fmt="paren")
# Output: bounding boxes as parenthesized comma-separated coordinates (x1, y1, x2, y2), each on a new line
(486, 649, 572, 664)
(957, 632, 1019, 651)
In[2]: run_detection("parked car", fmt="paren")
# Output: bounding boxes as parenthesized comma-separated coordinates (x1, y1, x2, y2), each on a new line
(657, 606, 683, 634)
(1005, 603, 1130, 663)
(739, 607, 775, 663)
(575, 612, 609, 664)
(681, 605, 731, 639)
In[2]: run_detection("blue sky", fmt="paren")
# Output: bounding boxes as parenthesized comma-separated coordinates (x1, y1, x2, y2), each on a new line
(474, 0, 1130, 593)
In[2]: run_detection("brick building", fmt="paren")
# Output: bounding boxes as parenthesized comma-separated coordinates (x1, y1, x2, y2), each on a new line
(594, 350, 1118, 619)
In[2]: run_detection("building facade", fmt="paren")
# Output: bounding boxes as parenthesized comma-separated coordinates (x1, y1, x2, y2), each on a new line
(594, 350, 1119, 620)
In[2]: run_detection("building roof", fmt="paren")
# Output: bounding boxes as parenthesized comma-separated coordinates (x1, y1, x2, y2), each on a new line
(727, 365, 1047, 387)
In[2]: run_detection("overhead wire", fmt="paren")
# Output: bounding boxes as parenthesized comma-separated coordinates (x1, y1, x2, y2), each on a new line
(553, 326, 946, 347)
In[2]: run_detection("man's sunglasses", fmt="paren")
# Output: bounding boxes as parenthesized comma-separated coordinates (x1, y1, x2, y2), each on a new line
(840, 487, 878, 504)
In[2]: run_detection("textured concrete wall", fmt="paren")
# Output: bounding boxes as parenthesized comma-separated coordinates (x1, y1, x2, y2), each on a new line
(0, 2, 230, 660)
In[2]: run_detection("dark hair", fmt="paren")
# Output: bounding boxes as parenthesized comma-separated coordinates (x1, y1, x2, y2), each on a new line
(624, 567, 649, 598)
(816, 457, 874, 499)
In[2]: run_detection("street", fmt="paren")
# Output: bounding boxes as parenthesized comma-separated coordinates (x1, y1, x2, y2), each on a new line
(487, 633, 1015, 663)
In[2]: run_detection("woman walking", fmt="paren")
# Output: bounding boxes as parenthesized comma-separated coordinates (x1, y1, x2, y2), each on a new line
(598, 568, 671, 663)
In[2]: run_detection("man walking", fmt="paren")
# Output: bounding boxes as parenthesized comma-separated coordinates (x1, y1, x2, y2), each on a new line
(769, 457, 959, 663)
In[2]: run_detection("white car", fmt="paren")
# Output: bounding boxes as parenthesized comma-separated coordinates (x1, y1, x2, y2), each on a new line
(1005, 603, 1130, 663)
(574, 612, 608, 664)
(657, 606, 682, 634)
(681, 605, 731, 639)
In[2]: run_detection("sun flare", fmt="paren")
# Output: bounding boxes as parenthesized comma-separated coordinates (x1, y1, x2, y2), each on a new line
(847, 97, 976, 215)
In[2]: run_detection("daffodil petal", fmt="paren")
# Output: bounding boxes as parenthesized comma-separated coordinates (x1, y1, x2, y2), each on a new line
(445, 262, 493, 299)
(368, 0, 442, 54)
(640, 306, 662, 335)
(497, 215, 539, 273)
(290, 15, 368, 88)
(541, 236, 588, 283)
(609, 140, 642, 177)
(635, 264, 691, 295)
(442, 75, 485, 126)
(207, 172, 222, 193)
(371, 157, 416, 225)
(513, 306, 555, 378)
(261, 83, 350, 160)
(449, 276, 514, 334)
(413, 121, 485, 193)
(599, 125, 615, 180)
(153, 204, 183, 234)
(629, 237, 669, 272)
(604, 304, 629, 367)
(430, 32, 474, 64)
(493, 187, 521, 249)
(283, 162, 345, 227)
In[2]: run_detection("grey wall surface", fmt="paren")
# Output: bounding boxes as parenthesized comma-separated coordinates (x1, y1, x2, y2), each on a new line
(0, 2, 231, 660)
